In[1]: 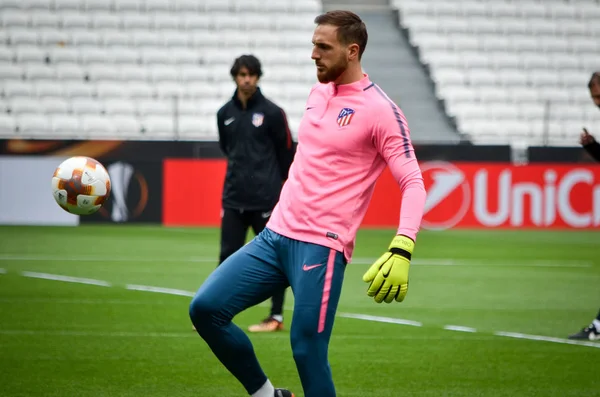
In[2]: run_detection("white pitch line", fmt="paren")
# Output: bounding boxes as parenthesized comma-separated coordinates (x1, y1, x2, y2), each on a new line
(444, 325, 477, 333)
(0, 329, 196, 338)
(11, 271, 600, 350)
(0, 255, 215, 263)
(349, 258, 593, 268)
(494, 331, 600, 349)
(125, 284, 195, 297)
(463, 261, 593, 268)
(410, 258, 454, 266)
(338, 312, 423, 327)
(0, 297, 185, 305)
(0, 254, 594, 268)
(21, 271, 111, 287)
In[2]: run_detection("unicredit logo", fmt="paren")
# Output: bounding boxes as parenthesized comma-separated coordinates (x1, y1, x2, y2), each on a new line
(421, 161, 471, 230)
(420, 162, 600, 230)
(473, 168, 600, 228)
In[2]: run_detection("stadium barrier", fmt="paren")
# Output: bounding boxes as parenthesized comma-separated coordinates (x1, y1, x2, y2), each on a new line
(1, 139, 598, 229)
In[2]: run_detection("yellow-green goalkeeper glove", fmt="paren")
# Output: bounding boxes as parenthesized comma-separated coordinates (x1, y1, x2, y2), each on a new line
(362, 235, 414, 303)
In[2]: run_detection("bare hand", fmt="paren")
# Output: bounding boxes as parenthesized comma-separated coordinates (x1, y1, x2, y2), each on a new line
(580, 128, 595, 146)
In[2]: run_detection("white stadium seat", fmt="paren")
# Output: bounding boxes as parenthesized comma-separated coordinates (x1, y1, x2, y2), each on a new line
(9, 29, 38, 46)
(103, 31, 130, 47)
(10, 97, 41, 115)
(16, 46, 47, 63)
(51, 114, 81, 137)
(80, 47, 111, 64)
(153, 14, 181, 30)
(161, 31, 190, 48)
(87, 63, 120, 82)
(39, 29, 69, 46)
(111, 115, 142, 136)
(126, 81, 154, 99)
(120, 65, 148, 82)
(141, 115, 174, 138)
(115, 0, 142, 13)
(22, 0, 53, 10)
(0, 115, 17, 136)
(85, 0, 112, 12)
(137, 100, 172, 117)
(17, 114, 50, 136)
(49, 47, 79, 64)
(55, 0, 81, 12)
(55, 63, 85, 80)
(112, 47, 140, 64)
(35, 80, 65, 97)
(92, 12, 121, 29)
(64, 81, 95, 98)
(61, 12, 91, 29)
(2, 81, 34, 97)
(25, 64, 55, 80)
(144, 0, 170, 13)
(170, 48, 200, 65)
(178, 116, 205, 137)
(141, 47, 173, 65)
(40, 97, 70, 114)
(82, 115, 117, 137)
(174, 0, 199, 12)
(150, 64, 179, 83)
(0, 47, 13, 62)
(2, 11, 30, 28)
(104, 98, 136, 115)
(71, 97, 103, 115)
(155, 82, 185, 99)
(96, 81, 128, 98)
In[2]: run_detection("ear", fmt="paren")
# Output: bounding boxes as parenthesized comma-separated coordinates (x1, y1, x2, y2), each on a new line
(347, 43, 360, 61)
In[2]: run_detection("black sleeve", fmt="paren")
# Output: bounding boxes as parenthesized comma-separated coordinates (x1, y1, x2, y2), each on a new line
(216, 108, 227, 156)
(584, 141, 600, 162)
(269, 106, 295, 181)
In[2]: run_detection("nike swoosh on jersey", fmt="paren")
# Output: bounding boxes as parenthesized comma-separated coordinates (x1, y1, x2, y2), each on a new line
(224, 117, 235, 125)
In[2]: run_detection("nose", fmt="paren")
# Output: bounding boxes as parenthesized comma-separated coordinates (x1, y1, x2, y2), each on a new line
(311, 47, 319, 60)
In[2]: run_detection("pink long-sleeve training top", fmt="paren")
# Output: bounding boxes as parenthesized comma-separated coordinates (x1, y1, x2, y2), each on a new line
(267, 74, 427, 262)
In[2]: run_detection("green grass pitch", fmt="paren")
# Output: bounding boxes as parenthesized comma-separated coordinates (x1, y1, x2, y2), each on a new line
(0, 225, 599, 396)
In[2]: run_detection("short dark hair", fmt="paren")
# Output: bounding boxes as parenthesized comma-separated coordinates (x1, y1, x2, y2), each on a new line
(230, 55, 262, 78)
(588, 72, 600, 89)
(314, 10, 368, 59)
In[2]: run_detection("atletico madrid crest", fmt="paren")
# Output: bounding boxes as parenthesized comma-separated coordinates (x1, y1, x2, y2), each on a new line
(337, 108, 355, 127)
(252, 113, 264, 127)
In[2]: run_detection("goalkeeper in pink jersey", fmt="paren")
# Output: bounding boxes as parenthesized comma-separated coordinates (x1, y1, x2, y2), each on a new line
(189, 10, 426, 397)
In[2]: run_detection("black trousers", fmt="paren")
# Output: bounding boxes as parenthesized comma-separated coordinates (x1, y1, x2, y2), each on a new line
(218, 208, 286, 317)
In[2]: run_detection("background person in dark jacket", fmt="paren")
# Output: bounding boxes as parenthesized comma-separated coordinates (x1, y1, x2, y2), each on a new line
(216, 54, 295, 333)
(569, 71, 600, 341)
(578, 72, 600, 162)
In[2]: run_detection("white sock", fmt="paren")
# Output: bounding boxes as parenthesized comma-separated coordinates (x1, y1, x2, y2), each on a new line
(271, 315, 283, 323)
(592, 319, 600, 330)
(252, 379, 274, 397)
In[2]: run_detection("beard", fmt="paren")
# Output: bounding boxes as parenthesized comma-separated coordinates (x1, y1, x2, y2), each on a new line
(316, 56, 348, 83)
